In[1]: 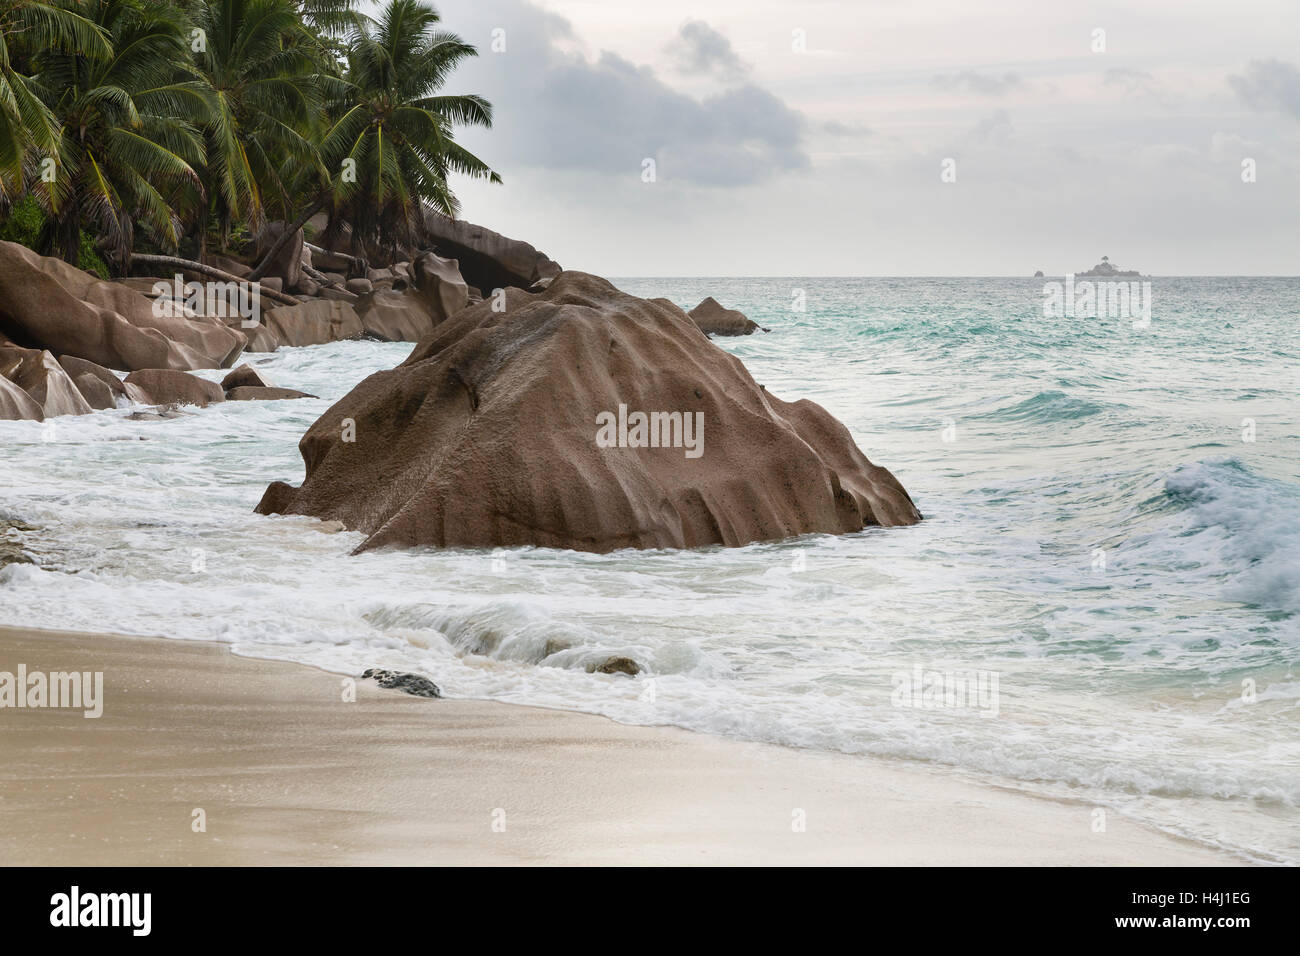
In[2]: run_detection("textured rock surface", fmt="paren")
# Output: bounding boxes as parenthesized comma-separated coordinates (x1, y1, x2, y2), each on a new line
(0, 241, 245, 370)
(262, 300, 363, 347)
(412, 251, 469, 322)
(355, 292, 437, 342)
(220, 363, 275, 391)
(70, 372, 116, 410)
(257, 271, 920, 553)
(58, 355, 127, 401)
(123, 369, 225, 407)
(0, 373, 43, 420)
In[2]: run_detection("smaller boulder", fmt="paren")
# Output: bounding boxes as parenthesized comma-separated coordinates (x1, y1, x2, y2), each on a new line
(413, 251, 469, 321)
(355, 292, 436, 342)
(255, 221, 305, 289)
(263, 300, 363, 347)
(0, 375, 43, 421)
(126, 404, 191, 421)
(70, 373, 116, 410)
(225, 386, 316, 401)
(688, 296, 762, 336)
(360, 668, 441, 698)
(123, 369, 225, 407)
(58, 355, 127, 399)
(345, 277, 373, 295)
(220, 363, 275, 391)
(589, 656, 642, 677)
(0, 348, 93, 417)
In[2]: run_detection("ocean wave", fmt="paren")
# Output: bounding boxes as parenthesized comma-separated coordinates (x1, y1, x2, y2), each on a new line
(1163, 459, 1300, 615)
(981, 390, 1110, 423)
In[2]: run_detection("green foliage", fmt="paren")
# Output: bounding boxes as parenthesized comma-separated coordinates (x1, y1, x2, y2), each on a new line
(0, 195, 44, 246)
(0, 0, 498, 268)
(0, 195, 110, 278)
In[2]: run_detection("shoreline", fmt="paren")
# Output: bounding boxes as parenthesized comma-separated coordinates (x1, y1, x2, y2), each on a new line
(0, 625, 1237, 866)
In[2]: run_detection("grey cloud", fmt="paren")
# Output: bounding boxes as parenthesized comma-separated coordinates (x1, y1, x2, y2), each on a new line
(933, 71, 1023, 96)
(823, 120, 873, 137)
(671, 20, 748, 80)
(449, 0, 808, 186)
(969, 109, 1013, 144)
(1105, 67, 1180, 107)
(1230, 59, 1300, 120)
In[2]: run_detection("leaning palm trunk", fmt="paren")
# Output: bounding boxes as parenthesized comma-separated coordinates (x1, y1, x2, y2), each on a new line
(130, 254, 301, 307)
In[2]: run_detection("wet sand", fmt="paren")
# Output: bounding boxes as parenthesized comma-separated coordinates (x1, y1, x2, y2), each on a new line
(0, 626, 1235, 865)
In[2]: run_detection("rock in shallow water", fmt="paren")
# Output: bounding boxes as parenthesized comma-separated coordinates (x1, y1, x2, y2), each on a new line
(361, 669, 442, 698)
(589, 656, 642, 677)
(256, 271, 920, 553)
(688, 296, 764, 336)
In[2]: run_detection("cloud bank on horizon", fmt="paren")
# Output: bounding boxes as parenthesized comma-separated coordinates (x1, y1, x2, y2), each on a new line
(424, 0, 1299, 276)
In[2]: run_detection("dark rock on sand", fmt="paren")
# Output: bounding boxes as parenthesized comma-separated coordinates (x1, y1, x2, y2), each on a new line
(0, 241, 245, 371)
(688, 296, 763, 336)
(361, 669, 442, 698)
(257, 271, 921, 553)
(123, 369, 225, 407)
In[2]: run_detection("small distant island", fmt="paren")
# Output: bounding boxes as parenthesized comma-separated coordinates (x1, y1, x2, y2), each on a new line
(1033, 270, 1044, 277)
(1077, 255, 1141, 278)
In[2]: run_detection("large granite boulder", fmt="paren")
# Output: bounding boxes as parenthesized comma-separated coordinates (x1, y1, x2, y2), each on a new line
(421, 212, 561, 293)
(688, 297, 761, 336)
(0, 242, 246, 370)
(0, 347, 94, 417)
(262, 300, 363, 347)
(256, 272, 920, 552)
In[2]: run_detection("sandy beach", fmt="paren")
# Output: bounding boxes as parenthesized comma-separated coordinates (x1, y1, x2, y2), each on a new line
(0, 625, 1235, 866)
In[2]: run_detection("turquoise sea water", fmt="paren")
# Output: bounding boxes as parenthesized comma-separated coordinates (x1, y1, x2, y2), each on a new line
(2, 276, 1298, 862)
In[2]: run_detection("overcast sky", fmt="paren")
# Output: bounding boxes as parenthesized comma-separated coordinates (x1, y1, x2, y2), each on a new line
(406, 0, 1298, 276)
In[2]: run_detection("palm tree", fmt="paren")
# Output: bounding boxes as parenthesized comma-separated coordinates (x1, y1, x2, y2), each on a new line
(33, 0, 206, 270)
(319, 0, 499, 260)
(186, 0, 333, 257)
(0, 0, 110, 209)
